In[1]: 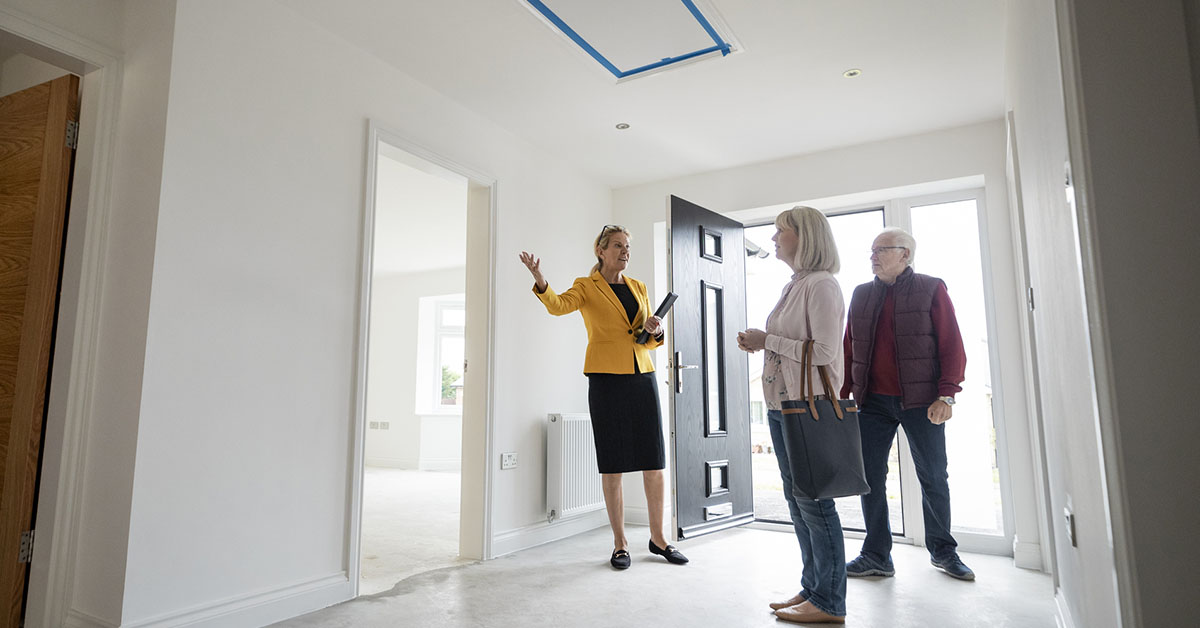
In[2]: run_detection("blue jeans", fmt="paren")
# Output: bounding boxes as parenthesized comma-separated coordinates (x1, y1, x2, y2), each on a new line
(857, 394, 958, 563)
(767, 410, 847, 617)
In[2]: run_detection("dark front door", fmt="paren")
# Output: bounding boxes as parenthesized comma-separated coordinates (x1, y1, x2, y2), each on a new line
(667, 195, 753, 539)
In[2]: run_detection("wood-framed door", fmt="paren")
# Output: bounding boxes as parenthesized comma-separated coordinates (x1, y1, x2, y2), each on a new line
(0, 74, 79, 626)
(667, 195, 753, 539)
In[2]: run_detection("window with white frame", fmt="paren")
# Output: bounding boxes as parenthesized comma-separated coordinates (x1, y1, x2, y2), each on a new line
(416, 294, 465, 414)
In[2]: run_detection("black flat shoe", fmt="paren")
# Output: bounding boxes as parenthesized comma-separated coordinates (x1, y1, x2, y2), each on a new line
(610, 549, 631, 570)
(648, 540, 689, 565)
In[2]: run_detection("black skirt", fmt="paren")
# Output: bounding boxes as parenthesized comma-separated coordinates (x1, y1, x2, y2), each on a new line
(586, 372, 666, 473)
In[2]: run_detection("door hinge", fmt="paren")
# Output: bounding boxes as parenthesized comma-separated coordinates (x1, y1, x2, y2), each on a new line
(65, 120, 79, 149)
(18, 530, 34, 563)
(1027, 287, 1035, 312)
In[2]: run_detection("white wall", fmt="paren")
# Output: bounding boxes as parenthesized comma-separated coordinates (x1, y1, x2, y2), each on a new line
(366, 269, 465, 469)
(0, 0, 122, 53)
(612, 120, 1043, 561)
(113, 0, 609, 624)
(0, 51, 68, 96)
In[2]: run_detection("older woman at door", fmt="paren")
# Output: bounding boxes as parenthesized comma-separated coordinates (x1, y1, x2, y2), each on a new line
(519, 225, 688, 570)
(738, 206, 848, 624)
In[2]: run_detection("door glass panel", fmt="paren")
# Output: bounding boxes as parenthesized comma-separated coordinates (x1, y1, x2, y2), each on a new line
(909, 199, 1003, 535)
(746, 212, 903, 535)
(702, 282, 726, 436)
(701, 227, 722, 260)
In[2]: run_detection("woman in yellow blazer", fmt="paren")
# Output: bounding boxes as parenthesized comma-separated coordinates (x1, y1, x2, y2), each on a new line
(519, 225, 688, 570)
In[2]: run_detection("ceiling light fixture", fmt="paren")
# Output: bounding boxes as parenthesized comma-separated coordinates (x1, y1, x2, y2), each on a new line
(842, 68, 863, 78)
(615, 123, 630, 130)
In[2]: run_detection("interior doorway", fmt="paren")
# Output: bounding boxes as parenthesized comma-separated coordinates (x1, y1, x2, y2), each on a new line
(352, 125, 496, 595)
(0, 59, 80, 627)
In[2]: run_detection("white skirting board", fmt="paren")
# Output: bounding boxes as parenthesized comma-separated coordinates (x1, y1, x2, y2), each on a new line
(625, 504, 649, 526)
(117, 573, 350, 628)
(1055, 590, 1077, 628)
(64, 609, 119, 628)
(491, 510, 609, 558)
(1013, 539, 1044, 571)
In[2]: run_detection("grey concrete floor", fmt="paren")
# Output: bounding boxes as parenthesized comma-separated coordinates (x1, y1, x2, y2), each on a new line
(276, 524, 1055, 627)
(359, 468, 473, 595)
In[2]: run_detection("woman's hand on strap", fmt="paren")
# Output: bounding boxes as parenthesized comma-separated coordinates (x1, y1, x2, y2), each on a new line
(737, 328, 767, 352)
(518, 251, 548, 293)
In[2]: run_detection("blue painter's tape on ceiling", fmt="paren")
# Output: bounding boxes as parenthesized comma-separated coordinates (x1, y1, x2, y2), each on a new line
(525, 0, 734, 79)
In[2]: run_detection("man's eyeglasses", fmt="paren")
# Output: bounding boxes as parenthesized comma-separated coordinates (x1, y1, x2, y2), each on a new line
(870, 246, 907, 256)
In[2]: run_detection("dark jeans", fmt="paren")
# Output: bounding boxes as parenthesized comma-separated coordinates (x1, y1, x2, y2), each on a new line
(857, 394, 958, 563)
(768, 410, 847, 617)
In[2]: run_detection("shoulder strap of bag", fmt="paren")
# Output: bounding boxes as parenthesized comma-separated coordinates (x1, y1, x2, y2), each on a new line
(801, 338, 811, 403)
(817, 363, 844, 420)
(803, 340, 819, 419)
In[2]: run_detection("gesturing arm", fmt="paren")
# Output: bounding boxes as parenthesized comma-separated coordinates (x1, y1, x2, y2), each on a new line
(519, 251, 548, 293)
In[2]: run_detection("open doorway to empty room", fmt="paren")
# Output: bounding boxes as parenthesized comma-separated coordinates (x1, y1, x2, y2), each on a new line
(360, 139, 474, 594)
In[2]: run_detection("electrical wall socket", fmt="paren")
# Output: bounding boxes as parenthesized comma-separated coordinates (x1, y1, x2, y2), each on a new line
(501, 452, 517, 470)
(369, 421, 379, 429)
(379, 421, 389, 430)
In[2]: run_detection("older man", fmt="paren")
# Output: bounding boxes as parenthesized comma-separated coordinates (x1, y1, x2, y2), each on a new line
(840, 227, 974, 581)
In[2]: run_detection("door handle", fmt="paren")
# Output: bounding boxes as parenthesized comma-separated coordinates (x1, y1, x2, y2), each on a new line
(673, 351, 699, 394)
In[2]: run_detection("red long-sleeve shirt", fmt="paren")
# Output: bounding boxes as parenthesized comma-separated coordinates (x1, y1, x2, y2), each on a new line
(840, 281, 966, 400)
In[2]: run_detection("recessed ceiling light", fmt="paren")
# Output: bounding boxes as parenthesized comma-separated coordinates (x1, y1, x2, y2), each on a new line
(842, 68, 863, 78)
(615, 123, 630, 130)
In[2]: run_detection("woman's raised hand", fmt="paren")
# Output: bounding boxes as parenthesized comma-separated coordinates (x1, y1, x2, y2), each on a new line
(519, 251, 548, 292)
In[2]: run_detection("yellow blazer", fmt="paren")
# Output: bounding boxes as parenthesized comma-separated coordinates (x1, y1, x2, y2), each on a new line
(534, 270, 664, 374)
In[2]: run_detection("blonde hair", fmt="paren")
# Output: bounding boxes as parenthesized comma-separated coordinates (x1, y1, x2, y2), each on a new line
(591, 225, 632, 274)
(775, 206, 840, 273)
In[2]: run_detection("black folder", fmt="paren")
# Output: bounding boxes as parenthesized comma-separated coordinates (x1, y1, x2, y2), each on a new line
(635, 292, 678, 344)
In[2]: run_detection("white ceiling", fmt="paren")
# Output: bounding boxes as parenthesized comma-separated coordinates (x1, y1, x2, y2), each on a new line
(281, 0, 1006, 188)
(373, 146, 468, 275)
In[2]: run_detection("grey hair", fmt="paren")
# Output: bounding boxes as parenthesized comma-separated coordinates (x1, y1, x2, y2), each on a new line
(775, 206, 840, 274)
(878, 227, 916, 265)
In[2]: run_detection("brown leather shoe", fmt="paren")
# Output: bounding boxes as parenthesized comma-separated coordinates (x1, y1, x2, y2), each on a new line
(768, 593, 806, 610)
(774, 601, 845, 624)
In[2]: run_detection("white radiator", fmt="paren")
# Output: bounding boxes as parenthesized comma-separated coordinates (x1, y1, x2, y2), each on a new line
(546, 413, 605, 523)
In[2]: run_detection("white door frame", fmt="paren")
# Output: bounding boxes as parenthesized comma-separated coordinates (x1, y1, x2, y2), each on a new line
(1005, 110, 1057, 577)
(349, 120, 498, 595)
(0, 7, 123, 628)
(889, 187, 1017, 556)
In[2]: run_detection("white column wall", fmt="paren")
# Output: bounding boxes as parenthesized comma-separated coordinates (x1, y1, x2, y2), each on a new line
(73, 0, 177, 623)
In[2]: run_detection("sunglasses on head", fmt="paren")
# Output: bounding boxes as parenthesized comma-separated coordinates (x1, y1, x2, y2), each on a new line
(599, 224, 625, 238)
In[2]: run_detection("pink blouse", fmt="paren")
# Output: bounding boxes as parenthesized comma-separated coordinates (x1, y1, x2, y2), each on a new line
(762, 270, 846, 409)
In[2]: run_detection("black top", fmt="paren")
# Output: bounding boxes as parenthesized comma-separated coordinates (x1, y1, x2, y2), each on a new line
(610, 283, 639, 324)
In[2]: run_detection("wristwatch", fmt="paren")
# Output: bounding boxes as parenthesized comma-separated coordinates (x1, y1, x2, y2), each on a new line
(937, 396, 956, 406)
